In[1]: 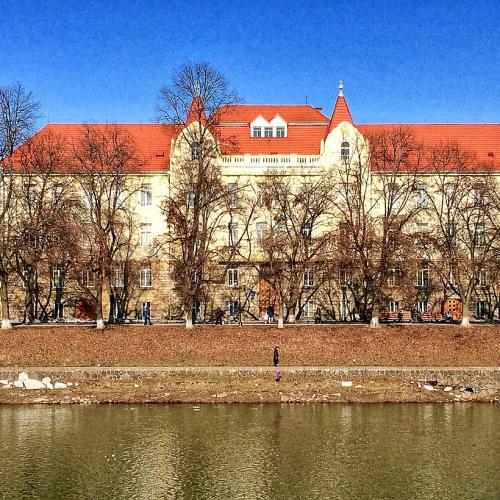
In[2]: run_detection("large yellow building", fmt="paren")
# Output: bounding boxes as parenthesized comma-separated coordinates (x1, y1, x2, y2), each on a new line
(5, 84, 500, 324)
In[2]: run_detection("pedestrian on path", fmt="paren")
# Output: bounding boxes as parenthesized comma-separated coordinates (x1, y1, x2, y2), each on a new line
(143, 304, 152, 325)
(315, 306, 322, 324)
(273, 346, 280, 367)
(267, 304, 274, 324)
(214, 307, 224, 325)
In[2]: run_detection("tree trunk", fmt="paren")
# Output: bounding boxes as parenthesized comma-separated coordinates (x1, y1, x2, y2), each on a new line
(287, 304, 296, 324)
(460, 293, 472, 327)
(96, 273, 105, 330)
(184, 310, 193, 329)
(277, 317, 284, 328)
(0, 273, 12, 329)
(370, 301, 380, 328)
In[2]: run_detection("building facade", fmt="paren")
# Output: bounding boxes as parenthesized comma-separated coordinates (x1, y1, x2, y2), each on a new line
(4, 84, 500, 324)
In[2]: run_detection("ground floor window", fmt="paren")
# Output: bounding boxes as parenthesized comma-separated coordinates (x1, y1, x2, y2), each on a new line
(417, 300, 428, 313)
(228, 300, 239, 316)
(475, 300, 488, 318)
(303, 300, 315, 318)
(388, 300, 400, 313)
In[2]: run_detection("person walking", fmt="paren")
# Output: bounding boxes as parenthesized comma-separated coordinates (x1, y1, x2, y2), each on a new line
(214, 306, 224, 325)
(315, 306, 322, 324)
(273, 346, 280, 367)
(144, 304, 152, 325)
(267, 304, 274, 324)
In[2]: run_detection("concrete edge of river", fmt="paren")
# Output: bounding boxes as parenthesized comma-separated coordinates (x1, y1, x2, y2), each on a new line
(0, 366, 499, 404)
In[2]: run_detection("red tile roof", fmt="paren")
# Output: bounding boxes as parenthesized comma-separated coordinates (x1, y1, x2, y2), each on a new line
(9, 104, 499, 172)
(219, 105, 329, 123)
(12, 123, 179, 172)
(326, 96, 353, 136)
(218, 124, 327, 155)
(186, 96, 207, 126)
(358, 124, 500, 170)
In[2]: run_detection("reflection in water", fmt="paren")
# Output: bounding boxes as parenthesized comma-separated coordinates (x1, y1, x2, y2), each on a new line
(0, 404, 499, 499)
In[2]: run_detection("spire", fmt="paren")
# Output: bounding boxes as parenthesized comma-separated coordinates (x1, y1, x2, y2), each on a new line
(325, 81, 353, 137)
(186, 95, 207, 126)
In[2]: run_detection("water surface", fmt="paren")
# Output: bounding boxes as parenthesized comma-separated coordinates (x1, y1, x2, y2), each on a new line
(0, 404, 498, 499)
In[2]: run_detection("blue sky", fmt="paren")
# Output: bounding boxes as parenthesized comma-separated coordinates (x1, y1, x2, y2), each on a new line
(1, 0, 499, 126)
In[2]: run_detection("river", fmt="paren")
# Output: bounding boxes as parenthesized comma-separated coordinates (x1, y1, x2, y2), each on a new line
(0, 404, 498, 499)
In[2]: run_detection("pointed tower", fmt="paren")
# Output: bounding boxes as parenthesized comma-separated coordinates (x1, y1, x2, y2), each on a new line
(186, 94, 207, 126)
(325, 81, 353, 137)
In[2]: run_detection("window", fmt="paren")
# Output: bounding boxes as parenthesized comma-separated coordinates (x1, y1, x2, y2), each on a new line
(228, 183, 238, 208)
(264, 127, 273, 138)
(228, 268, 239, 287)
(140, 267, 152, 288)
(339, 268, 351, 286)
(387, 272, 396, 288)
(415, 182, 429, 208)
(141, 183, 152, 207)
(303, 301, 315, 318)
(256, 222, 268, 244)
(478, 268, 488, 287)
(112, 267, 124, 288)
(303, 268, 314, 288)
(252, 127, 262, 138)
(444, 183, 455, 203)
(228, 300, 239, 316)
(52, 266, 64, 289)
(476, 300, 488, 318)
(341, 142, 350, 160)
(228, 222, 239, 246)
(190, 143, 198, 160)
(187, 190, 196, 208)
(52, 184, 64, 203)
(80, 269, 94, 288)
(416, 264, 429, 288)
(302, 222, 312, 238)
(417, 223, 429, 233)
(417, 300, 428, 313)
(475, 223, 485, 248)
(140, 224, 152, 247)
(388, 300, 400, 313)
(276, 127, 285, 138)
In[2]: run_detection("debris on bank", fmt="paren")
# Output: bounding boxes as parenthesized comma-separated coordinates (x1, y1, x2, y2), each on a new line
(0, 372, 77, 391)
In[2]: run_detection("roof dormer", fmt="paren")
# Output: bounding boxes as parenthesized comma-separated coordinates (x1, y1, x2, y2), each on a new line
(250, 114, 288, 138)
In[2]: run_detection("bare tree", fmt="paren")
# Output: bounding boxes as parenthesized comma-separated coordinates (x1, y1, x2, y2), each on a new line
(256, 170, 336, 327)
(155, 62, 245, 329)
(0, 83, 39, 329)
(332, 127, 425, 326)
(12, 131, 81, 322)
(420, 144, 499, 326)
(72, 125, 141, 329)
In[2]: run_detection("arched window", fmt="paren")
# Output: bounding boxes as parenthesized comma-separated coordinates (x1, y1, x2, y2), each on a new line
(190, 142, 198, 160)
(341, 141, 350, 160)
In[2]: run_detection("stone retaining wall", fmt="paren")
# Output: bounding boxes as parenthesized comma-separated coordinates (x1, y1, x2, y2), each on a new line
(0, 366, 499, 388)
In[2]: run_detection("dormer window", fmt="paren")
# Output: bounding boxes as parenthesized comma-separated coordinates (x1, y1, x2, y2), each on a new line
(341, 141, 350, 160)
(250, 114, 287, 138)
